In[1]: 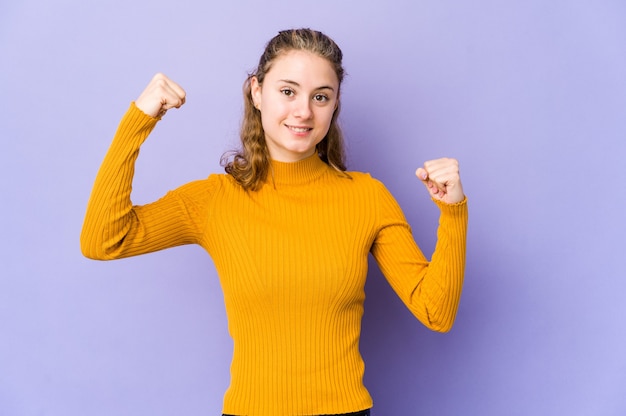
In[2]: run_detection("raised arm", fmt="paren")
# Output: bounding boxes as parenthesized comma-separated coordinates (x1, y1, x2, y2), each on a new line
(372, 158, 468, 332)
(80, 74, 190, 260)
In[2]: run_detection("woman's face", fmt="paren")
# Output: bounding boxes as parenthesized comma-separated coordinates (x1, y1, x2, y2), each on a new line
(251, 50, 339, 163)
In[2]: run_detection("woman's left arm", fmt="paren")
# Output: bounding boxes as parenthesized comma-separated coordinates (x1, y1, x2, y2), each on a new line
(371, 158, 468, 332)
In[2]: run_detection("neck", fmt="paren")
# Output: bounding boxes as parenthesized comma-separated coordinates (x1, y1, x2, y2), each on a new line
(268, 153, 328, 187)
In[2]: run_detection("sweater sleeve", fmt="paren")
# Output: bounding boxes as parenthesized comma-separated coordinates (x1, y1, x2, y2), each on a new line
(80, 103, 208, 260)
(370, 181, 468, 332)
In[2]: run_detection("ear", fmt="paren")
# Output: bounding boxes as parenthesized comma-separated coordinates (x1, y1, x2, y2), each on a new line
(250, 76, 262, 109)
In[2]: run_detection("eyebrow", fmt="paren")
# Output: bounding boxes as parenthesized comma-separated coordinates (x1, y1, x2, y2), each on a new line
(278, 79, 336, 92)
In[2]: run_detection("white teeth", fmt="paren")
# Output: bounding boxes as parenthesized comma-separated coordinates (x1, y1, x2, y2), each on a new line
(289, 126, 311, 133)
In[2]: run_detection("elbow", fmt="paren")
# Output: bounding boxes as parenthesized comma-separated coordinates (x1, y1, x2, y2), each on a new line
(429, 321, 455, 333)
(422, 309, 458, 333)
(80, 226, 111, 261)
(80, 241, 117, 261)
(80, 237, 106, 260)
(81, 243, 103, 260)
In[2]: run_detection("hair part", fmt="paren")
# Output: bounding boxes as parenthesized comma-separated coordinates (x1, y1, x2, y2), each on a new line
(221, 28, 348, 191)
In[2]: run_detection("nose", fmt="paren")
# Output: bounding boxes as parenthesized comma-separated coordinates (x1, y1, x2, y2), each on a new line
(293, 97, 313, 119)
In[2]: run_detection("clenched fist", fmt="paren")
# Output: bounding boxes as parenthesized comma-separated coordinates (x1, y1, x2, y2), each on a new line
(415, 158, 465, 205)
(135, 73, 186, 118)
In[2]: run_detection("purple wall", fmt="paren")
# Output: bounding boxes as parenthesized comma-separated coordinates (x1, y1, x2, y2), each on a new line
(2, 1, 625, 415)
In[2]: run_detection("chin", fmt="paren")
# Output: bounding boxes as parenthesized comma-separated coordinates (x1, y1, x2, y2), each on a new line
(285, 144, 316, 156)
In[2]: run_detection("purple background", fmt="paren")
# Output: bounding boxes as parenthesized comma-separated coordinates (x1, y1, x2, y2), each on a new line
(2, 1, 625, 415)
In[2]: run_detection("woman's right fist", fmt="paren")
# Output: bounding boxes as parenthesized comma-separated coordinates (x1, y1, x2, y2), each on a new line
(135, 73, 186, 118)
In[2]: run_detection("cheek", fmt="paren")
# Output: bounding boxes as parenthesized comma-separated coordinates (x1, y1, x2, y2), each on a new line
(319, 108, 336, 129)
(261, 102, 287, 125)
(259, 108, 276, 130)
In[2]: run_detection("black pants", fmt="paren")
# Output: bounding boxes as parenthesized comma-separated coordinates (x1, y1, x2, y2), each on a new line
(223, 409, 371, 416)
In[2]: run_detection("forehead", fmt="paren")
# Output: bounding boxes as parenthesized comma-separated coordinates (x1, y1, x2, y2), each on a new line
(265, 50, 339, 87)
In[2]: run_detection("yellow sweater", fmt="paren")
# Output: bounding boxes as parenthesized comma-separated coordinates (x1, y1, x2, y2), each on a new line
(81, 103, 468, 415)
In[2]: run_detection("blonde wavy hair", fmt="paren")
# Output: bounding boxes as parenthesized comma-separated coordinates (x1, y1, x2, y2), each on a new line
(221, 28, 347, 191)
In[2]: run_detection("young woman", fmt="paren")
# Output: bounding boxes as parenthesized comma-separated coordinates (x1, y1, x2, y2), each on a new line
(81, 28, 468, 416)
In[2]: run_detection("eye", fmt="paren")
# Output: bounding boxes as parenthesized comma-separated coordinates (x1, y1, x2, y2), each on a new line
(313, 93, 329, 103)
(281, 88, 295, 97)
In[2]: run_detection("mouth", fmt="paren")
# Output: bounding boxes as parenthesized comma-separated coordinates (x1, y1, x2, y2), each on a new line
(286, 124, 313, 133)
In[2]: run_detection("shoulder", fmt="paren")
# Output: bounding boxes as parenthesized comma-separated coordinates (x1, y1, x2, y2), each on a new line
(344, 170, 390, 193)
(168, 173, 233, 202)
(321, 169, 398, 210)
(174, 173, 221, 192)
(161, 173, 251, 216)
(344, 170, 406, 217)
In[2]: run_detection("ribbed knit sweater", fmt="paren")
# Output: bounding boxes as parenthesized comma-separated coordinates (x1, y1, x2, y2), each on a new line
(81, 103, 468, 416)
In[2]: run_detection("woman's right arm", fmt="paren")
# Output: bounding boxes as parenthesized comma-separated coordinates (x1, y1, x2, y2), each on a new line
(80, 74, 187, 260)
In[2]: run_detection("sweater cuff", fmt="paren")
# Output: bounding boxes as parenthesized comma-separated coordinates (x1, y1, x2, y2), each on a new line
(433, 197, 468, 216)
(109, 102, 160, 149)
(129, 101, 162, 121)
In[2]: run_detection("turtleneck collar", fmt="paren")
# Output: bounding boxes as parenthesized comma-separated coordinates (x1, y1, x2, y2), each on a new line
(268, 153, 329, 187)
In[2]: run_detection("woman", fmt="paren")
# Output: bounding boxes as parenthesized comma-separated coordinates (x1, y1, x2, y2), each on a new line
(81, 28, 468, 416)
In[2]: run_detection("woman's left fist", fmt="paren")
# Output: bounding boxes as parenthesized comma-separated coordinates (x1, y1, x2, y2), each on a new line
(415, 158, 465, 204)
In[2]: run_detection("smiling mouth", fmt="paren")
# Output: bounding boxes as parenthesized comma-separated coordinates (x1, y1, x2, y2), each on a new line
(286, 125, 313, 133)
